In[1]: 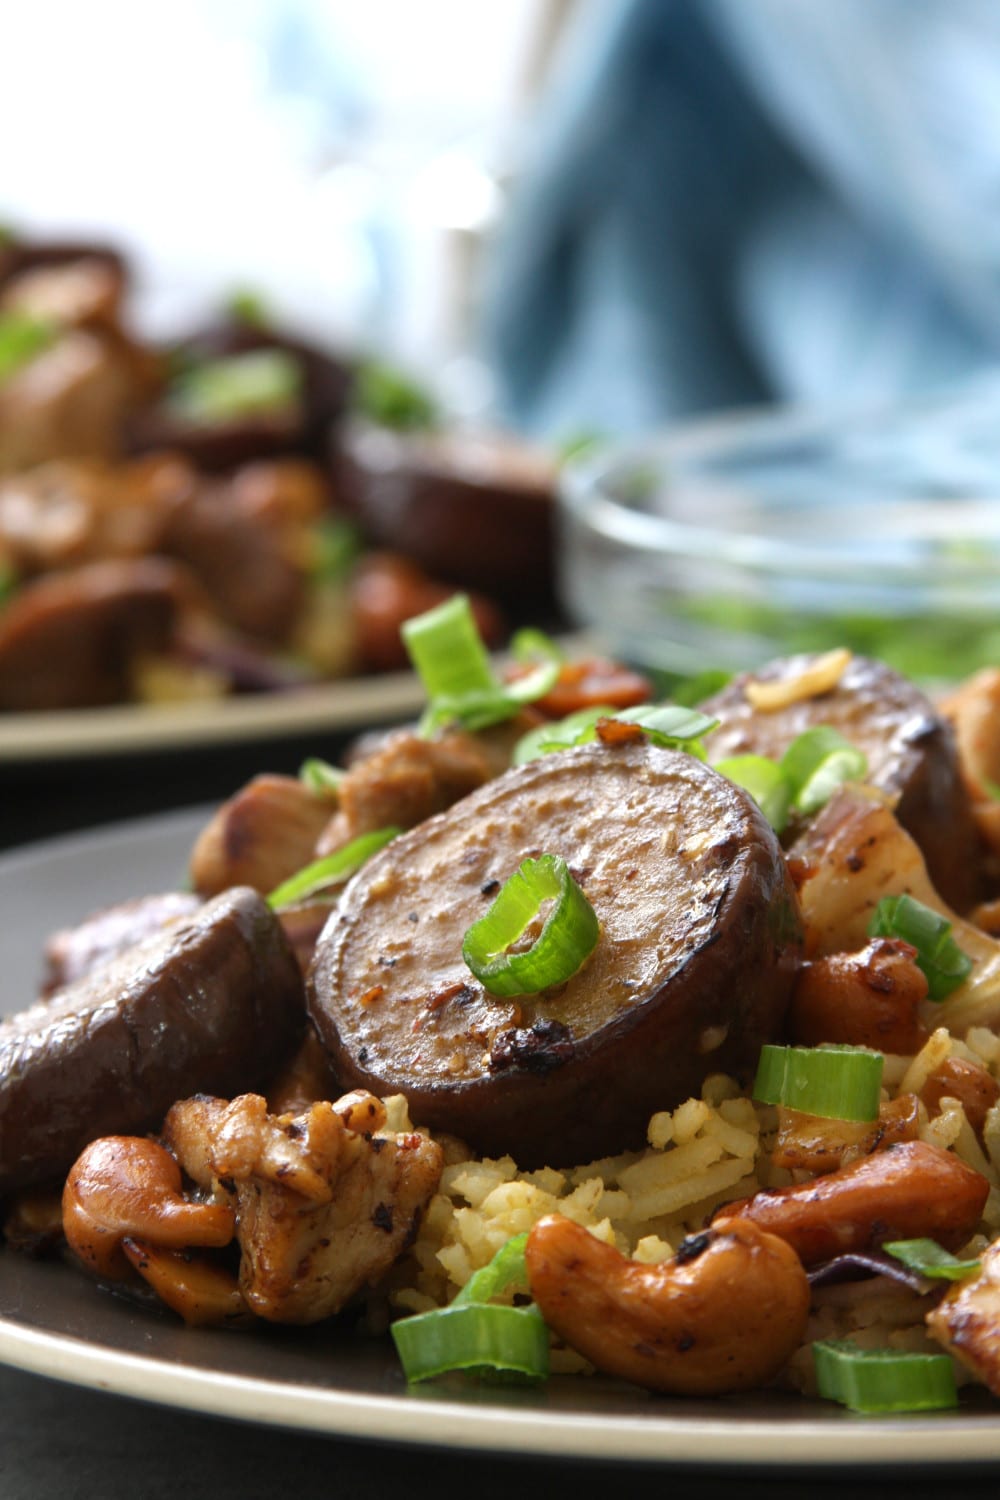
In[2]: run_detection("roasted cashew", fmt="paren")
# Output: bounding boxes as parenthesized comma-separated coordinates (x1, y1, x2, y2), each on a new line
(788, 938, 928, 1053)
(921, 1056, 1000, 1138)
(62, 1136, 235, 1279)
(723, 1139, 988, 1264)
(524, 1213, 810, 1396)
(121, 1237, 246, 1326)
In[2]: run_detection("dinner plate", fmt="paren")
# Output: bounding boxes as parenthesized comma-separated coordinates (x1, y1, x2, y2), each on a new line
(4, 810, 1000, 1467)
(0, 671, 428, 762)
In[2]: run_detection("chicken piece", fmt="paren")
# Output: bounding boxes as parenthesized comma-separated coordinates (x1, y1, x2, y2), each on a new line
(190, 773, 335, 898)
(0, 330, 137, 471)
(163, 1092, 443, 1324)
(792, 786, 1000, 1036)
(1, 258, 125, 331)
(157, 478, 306, 642)
(314, 727, 499, 856)
(0, 455, 193, 578)
(0, 556, 189, 710)
(927, 1237, 1000, 1394)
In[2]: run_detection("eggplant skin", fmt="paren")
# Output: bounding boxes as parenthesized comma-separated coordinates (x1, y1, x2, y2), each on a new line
(308, 743, 803, 1168)
(700, 654, 982, 913)
(0, 888, 305, 1192)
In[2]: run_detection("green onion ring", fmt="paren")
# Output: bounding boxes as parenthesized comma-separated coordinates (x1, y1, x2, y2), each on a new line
(752, 1044, 884, 1123)
(266, 826, 400, 909)
(813, 1339, 958, 1413)
(462, 854, 600, 998)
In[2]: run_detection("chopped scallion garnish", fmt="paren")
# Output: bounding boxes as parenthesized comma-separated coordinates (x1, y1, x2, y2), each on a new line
(462, 853, 599, 998)
(883, 1238, 981, 1281)
(714, 754, 793, 833)
(868, 894, 973, 1001)
(753, 1044, 884, 1122)
(391, 1300, 549, 1385)
(779, 726, 869, 816)
(266, 826, 400, 908)
(391, 1232, 549, 1384)
(403, 594, 558, 734)
(310, 517, 361, 582)
(813, 1339, 958, 1413)
(0, 312, 56, 384)
(510, 627, 565, 665)
(512, 702, 717, 766)
(169, 349, 302, 424)
(354, 360, 438, 431)
(715, 725, 867, 832)
(298, 758, 344, 797)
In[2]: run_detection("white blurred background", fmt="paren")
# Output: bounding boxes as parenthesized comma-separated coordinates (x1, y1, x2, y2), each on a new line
(0, 0, 559, 381)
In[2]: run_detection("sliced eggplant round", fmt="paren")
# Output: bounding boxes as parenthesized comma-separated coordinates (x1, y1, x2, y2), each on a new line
(700, 653, 981, 911)
(308, 741, 802, 1167)
(0, 887, 304, 1191)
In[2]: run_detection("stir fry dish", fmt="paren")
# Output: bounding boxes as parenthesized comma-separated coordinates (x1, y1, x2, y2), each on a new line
(0, 232, 556, 708)
(12, 610, 1000, 1416)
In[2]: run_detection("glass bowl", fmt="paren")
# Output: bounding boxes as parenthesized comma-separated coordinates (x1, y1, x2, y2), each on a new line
(558, 380, 1000, 685)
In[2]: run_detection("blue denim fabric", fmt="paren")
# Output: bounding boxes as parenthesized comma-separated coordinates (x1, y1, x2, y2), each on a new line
(483, 0, 1000, 436)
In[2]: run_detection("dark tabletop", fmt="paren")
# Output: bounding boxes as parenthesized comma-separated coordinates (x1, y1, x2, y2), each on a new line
(4, 727, 1000, 1497)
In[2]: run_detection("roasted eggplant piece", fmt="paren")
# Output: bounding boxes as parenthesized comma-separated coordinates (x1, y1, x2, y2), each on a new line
(309, 740, 802, 1166)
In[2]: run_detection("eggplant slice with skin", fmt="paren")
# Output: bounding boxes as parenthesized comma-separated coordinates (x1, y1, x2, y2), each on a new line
(0, 887, 305, 1192)
(308, 740, 803, 1168)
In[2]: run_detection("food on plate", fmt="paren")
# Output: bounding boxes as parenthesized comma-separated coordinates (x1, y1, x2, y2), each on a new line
(0, 887, 303, 1191)
(334, 417, 557, 607)
(0, 450, 506, 707)
(0, 235, 555, 709)
(13, 629, 1000, 1414)
(126, 309, 354, 473)
(308, 740, 801, 1166)
(701, 647, 981, 912)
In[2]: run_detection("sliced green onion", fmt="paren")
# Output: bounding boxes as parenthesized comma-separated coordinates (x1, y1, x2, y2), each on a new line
(780, 726, 869, 815)
(0, 312, 56, 383)
(715, 755, 793, 834)
(452, 1232, 530, 1306)
(403, 595, 558, 734)
(403, 593, 496, 699)
(0, 558, 18, 609)
(391, 1232, 548, 1384)
(266, 826, 400, 909)
(753, 1044, 883, 1122)
(511, 702, 717, 767)
(310, 517, 361, 582)
(510, 627, 565, 665)
(298, 758, 344, 797)
(868, 894, 973, 1001)
(715, 726, 867, 832)
(462, 853, 599, 998)
(813, 1339, 958, 1414)
(512, 705, 619, 766)
(883, 1238, 981, 1281)
(169, 349, 302, 424)
(392, 1301, 549, 1384)
(611, 704, 718, 755)
(355, 360, 438, 431)
(224, 287, 270, 328)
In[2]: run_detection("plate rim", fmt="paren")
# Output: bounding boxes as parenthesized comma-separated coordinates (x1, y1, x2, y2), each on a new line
(5, 808, 1000, 1468)
(0, 671, 428, 762)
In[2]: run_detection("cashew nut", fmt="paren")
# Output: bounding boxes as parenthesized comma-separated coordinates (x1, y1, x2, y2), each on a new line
(62, 1136, 235, 1279)
(788, 938, 928, 1053)
(121, 1237, 246, 1326)
(723, 1139, 988, 1264)
(524, 1213, 810, 1395)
